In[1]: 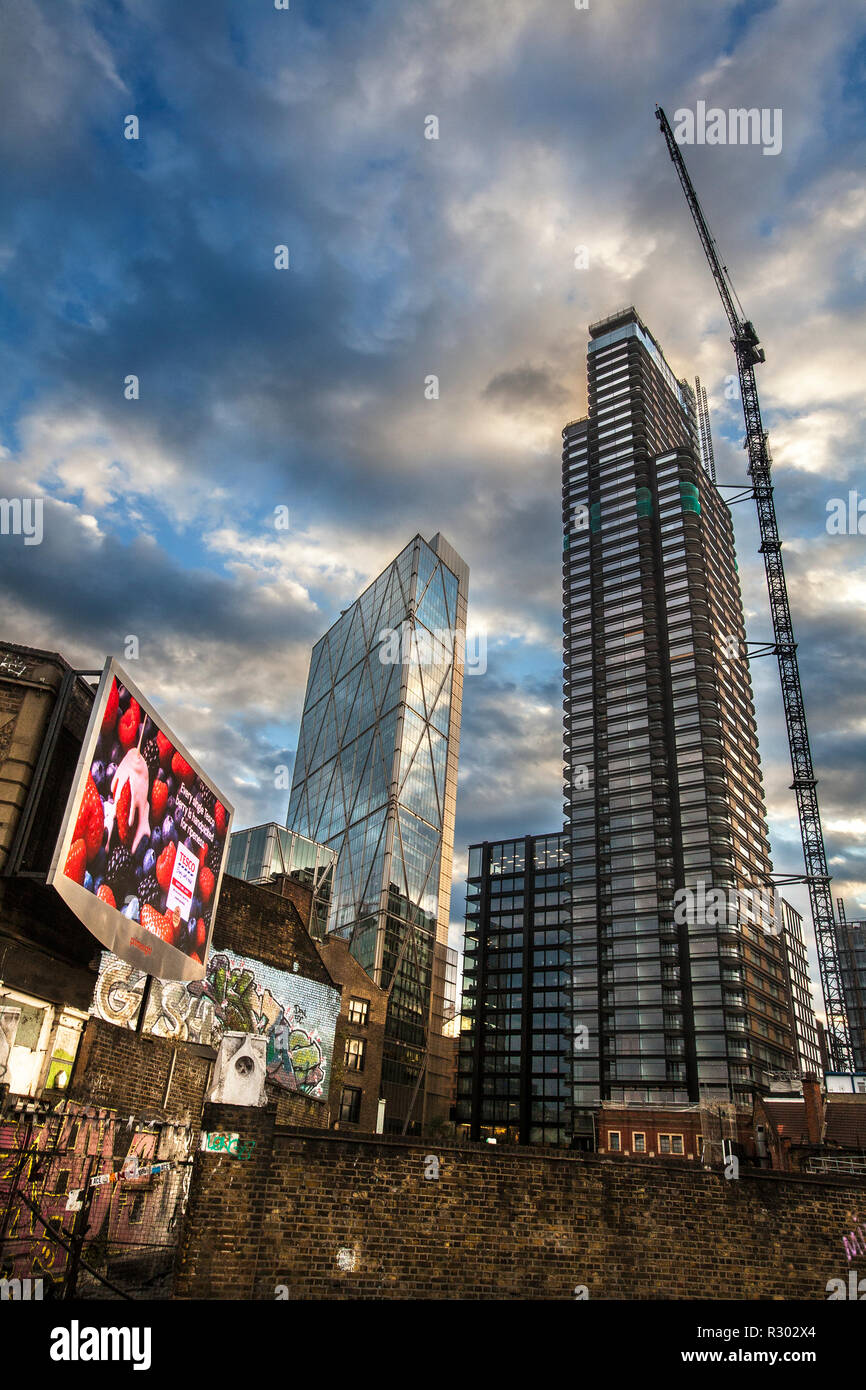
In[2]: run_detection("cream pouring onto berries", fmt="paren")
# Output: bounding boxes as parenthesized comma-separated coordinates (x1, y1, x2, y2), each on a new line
(111, 749, 151, 855)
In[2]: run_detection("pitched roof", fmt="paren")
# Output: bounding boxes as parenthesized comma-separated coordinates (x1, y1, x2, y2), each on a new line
(762, 1098, 810, 1144)
(825, 1097, 866, 1151)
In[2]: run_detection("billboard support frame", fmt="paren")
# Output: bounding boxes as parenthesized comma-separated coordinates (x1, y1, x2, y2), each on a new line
(4, 669, 102, 880)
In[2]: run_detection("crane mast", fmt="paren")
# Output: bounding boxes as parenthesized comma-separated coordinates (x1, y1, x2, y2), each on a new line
(655, 105, 852, 1070)
(695, 376, 717, 483)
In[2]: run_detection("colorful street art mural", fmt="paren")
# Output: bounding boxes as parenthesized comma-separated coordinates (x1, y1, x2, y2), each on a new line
(90, 949, 340, 1100)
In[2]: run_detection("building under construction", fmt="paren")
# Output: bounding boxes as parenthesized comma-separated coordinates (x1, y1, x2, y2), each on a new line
(562, 306, 815, 1127)
(836, 914, 866, 1073)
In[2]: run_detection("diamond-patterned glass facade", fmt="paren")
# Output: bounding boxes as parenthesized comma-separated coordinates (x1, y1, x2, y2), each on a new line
(287, 533, 468, 1131)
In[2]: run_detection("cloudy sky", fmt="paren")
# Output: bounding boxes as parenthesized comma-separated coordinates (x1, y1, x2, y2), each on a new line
(1, 0, 864, 993)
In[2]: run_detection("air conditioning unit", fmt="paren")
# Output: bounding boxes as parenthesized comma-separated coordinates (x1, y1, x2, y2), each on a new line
(209, 1032, 267, 1107)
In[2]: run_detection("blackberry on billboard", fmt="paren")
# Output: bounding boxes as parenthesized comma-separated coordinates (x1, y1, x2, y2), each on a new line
(48, 658, 234, 980)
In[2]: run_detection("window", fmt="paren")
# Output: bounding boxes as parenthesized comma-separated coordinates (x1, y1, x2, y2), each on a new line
(339, 1087, 362, 1124)
(347, 997, 369, 1026)
(608, 1130, 621, 1152)
(633, 1132, 646, 1153)
(0, 995, 86, 1098)
(658, 1133, 684, 1155)
(344, 1037, 366, 1073)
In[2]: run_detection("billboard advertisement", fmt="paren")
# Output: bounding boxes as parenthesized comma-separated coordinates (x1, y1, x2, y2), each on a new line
(48, 658, 234, 981)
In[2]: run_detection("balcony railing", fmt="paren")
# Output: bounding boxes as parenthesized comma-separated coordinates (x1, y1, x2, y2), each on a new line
(804, 1155, 866, 1176)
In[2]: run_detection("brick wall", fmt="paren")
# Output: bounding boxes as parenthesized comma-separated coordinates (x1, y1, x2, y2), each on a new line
(71, 1017, 212, 1124)
(268, 873, 316, 932)
(174, 1111, 866, 1300)
(214, 876, 332, 983)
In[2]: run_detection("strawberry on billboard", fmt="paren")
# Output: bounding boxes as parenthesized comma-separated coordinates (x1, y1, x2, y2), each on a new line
(48, 659, 234, 981)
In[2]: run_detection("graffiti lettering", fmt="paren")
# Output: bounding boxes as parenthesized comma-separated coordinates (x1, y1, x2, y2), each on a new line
(842, 1220, 866, 1261)
(94, 963, 145, 1029)
(0, 1102, 193, 1290)
(91, 949, 340, 1100)
(201, 1132, 256, 1160)
(143, 980, 215, 1045)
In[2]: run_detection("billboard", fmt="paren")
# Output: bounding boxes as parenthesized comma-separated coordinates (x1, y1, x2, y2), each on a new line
(49, 659, 233, 980)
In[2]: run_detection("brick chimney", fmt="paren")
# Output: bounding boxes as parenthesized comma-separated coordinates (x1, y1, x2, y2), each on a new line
(802, 1074, 824, 1145)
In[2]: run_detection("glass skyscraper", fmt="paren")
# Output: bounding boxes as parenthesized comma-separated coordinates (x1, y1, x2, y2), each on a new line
(563, 307, 799, 1123)
(836, 918, 866, 1073)
(455, 833, 572, 1146)
(287, 533, 468, 1131)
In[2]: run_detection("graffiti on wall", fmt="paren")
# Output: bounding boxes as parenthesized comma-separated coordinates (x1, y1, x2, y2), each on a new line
(90, 948, 340, 1099)
(0, 1099, 194, 1291)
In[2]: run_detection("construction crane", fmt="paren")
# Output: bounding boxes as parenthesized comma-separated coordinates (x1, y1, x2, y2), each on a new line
(655, 104, 852, 1071)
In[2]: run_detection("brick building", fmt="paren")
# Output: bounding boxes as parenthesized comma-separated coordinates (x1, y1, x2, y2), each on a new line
(754, 1080, 866, 1173)
(317, 935, 387, 1133)
(597, 1079, 866, 1176)
(597, 1100, 749, 1163)
(246, 870, 389, 1134)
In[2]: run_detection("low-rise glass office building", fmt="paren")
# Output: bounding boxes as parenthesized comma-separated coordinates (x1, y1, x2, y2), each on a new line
(226, 822, 336, 938)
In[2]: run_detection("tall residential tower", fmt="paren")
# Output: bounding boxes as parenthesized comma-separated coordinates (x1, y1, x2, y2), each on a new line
(562, 307, 801, 1123)
(287, 533, 468, 1132)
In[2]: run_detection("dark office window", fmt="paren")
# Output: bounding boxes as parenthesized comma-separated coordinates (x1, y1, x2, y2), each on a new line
(339, 1087, 362, 1124)
(347, 997, 369, 1026)
(344, 1037, 366, 1072)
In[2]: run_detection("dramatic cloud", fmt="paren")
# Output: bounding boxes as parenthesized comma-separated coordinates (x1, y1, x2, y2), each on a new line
(1, 0, 864, 975)
(483, 365, 569, 413)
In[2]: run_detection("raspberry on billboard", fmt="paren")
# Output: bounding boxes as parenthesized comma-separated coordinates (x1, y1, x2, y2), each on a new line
(48, 658, 234, 981)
